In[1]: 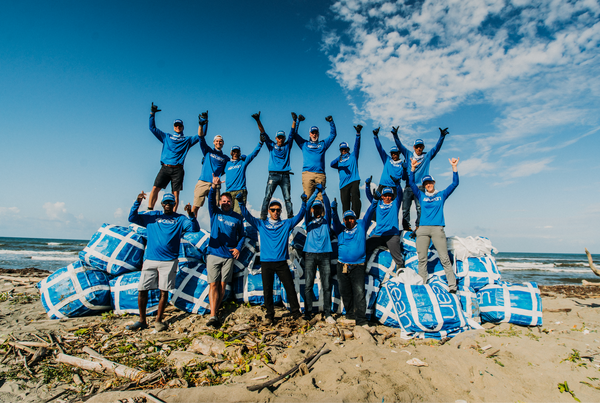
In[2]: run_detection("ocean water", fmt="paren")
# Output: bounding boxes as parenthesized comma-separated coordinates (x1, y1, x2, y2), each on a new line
(0, 236, 598, 286)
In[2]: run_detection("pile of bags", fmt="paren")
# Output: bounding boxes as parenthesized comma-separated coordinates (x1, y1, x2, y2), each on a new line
(37, 221, 543, 339)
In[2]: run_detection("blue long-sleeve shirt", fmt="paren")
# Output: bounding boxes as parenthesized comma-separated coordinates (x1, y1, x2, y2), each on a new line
(303, 190, 332, 253)
(129, 200, 199, 261)
(394, 132, 445, 185)
(149, 115, 199, 166)
(207, 186, 245, 258)
(198, 135, 230, 182)
(373, 135, 406, 187)
(225, 142, 263, 191)
(332, 200, 377, 264)
(366, 182, 403, 237)
(240, 202, 306, 262)
(264, 128, 294, 172)
(293, 121, 337, 173)
(330, 135, 361, 189)
(409, 170, 458, 227)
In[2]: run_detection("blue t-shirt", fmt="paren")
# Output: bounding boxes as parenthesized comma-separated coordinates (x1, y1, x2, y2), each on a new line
(331, 200, 377, 264)
(198, 135, 230, 182)
(366, 183, 404, 237)
(303, 191, 332, 253)
(374, 135, 407, 187)
(225, 142, 263, 191)
(149, 115, 200, 166)
(293, 121, 337, 173)
(240, 202, 306, 262)
(395, 132, 445, 185)
(207, 187, 245, 258)
(129, 200, 200, 261)
(330, 135, 361, 189)
(409, 170, 458, 226)
(264, 129, 293, 172)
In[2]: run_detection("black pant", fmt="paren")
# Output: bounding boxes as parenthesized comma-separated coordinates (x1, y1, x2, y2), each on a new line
(261, 260, 300, 319)
(338, 263, 367, 326)
(340, 180, 362, 218)
(366, 234, 405, 268)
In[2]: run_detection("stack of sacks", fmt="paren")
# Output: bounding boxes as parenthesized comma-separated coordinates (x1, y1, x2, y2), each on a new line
(169, 261, 213, 314)
(37, 261, 111, 319)
(375, 278, 476, 339)
(477, 281, 543, 326)
(232, 262, 282, 305)
(129, 223, 147, 238)
(289, 225, 306, 252)
(79, 224, 146, 276)
(179, 229, 210, 264)
(232, 238, 258, 273)
(110, 271, 162, 316)
(402, 232, 454, 284)
(448, 236, 500, 291)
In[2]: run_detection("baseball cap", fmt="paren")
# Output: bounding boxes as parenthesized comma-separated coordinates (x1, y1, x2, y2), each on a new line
(173, 119, 184, 126)
(421, 175, 435, 184)
(343, 210, 356, 219)
(312, 200, 323, 208)
(414, 139, 424, 146)
(231, 145, 241, 152)
(162, 193, 176, 204)
(310, 126, 319, 133)
(390, 146, 400, 153)
(339, 142, 349, 150)
(381, 187, 394, 196)
(269, 200, 282, 208)
(276, 130, 286, 138)
(213, 135, 223, 142)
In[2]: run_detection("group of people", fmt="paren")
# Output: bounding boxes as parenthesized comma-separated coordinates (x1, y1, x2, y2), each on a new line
(125, 103, 461, 332)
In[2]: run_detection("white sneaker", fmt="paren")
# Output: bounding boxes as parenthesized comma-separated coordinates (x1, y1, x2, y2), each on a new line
(325, 316, 336, 324)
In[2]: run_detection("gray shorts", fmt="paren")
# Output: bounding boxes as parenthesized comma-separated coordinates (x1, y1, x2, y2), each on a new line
(138, 259, 178, 291)
(206, 255, 234, 283)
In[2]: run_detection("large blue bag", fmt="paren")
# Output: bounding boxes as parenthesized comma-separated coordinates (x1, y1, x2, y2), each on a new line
(366, 247, 399, 284)
(233, 238, 258, 273)
(79, 224, 146, 276)
(169, 262, 211, 314)
(455, 256, 501, 291)
(109, 271, 162, 316)
(375, 278, 469, 336)
(37, 261, 111, 319)
(232, 264, 282, 305)
(457, 285, 480, 322)
(477, 281, 543, 326)
(404, 249, 454, 284)
(181, 229, 210, 262)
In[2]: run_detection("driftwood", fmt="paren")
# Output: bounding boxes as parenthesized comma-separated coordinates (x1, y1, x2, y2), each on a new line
(141, 391, 167, 403)
(0, 275, 44, 283)
(7, 342, 36, 355)
(28, 347, 48, 366)
(56, 353, 146, 381)
(247, 343, 329, 392)
(585, 249, 600, 277)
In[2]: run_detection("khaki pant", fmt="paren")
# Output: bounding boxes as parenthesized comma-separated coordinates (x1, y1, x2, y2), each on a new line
(302, 171, 326, 200)
(193, 180, 214, 207)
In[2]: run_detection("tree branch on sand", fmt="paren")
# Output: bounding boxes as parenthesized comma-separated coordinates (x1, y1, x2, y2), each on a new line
(585, 248, 600, 277)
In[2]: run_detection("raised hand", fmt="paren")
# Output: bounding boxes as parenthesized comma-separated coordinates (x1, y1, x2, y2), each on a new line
(198, 111, 208, 125)
(184, 203, 193, 215)
(298, 114, 305, 122)
(449, 157, 460, 170)
(410, 158, 422, 171)
(331, 198, 338, 210)
(365, 175, 372, 185)
(373, 191, 382, 201)
(373, 127, 380, 136)
(354, 124, 363, 134)
(136, 191, 146, 203)
(212, 173, 221, 186)
(391, 126, 399, 136)
(260, 133, 268, 143)
(151, 102, 161, 114)
(252, 111, 261, 121)
(325, 115, 333, 122)
(439, 127, 449, 136)
(235, 192, 245, 203)
(301, 193, 308, 203)
(291, 112, 298, 121)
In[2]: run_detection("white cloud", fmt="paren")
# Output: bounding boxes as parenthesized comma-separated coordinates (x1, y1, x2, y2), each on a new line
(0, 207, 20, 216)
(114, 208, 124, 219)
(43, 202, 69, 221)
(506, 157, 554, 178)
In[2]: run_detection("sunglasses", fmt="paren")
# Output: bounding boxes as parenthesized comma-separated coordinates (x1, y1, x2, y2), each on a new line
(174, 123, 183, 128)
(162, 201, 175, 205)
(270, 208, 281, 212)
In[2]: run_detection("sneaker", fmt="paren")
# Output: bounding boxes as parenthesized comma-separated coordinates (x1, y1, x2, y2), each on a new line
(206, 316, 220, 327)
(263, 316, 275, 325)
(155, 321, 168, 332)
(325, 316, 336, 325)
(126, 321, 148, 331)
(449, 287, 457, 294)
(292, 311, 303, 320)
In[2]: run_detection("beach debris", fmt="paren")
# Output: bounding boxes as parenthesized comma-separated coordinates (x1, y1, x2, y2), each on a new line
(400, 350, 412, 355)
(406, 358, 428, 367)
(141, 391, 167, 403)
(188, 335, 226, 356)
(585, 248, 600, 277)
(481, 344, 493, 351)
(558, 381, 581, 402)
(56, 352, 146, 380)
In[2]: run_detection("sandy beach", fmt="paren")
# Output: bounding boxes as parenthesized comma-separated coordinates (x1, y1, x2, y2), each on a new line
(1, 269, 600, 403)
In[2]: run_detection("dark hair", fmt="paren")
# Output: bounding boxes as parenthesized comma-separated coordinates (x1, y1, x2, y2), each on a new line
(221, 192, 233, 201)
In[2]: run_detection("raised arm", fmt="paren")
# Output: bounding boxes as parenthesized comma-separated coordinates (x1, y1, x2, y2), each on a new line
(429, 127, 448, 160)
(330, 198, 344, 234)
(442, 157, 460, 198)
(330, 155, 340, 169)
(373, 129, 388, 163)
(360, 199, 378, 234)
(208, 176, 220, 218)
(237, 195, 261, 230)
(323, 191, 332, 226)
(128, 191, 147, 225)
(392, 127, 411, 160)
(198, 134, 213, 156)
(322, 116, 337, 150)
(408, 159, 422, 197)
(149, 114, 166, 143)
(290, 197, 307, 228)
(353, 127, 362, 159)
(197, 110, 209, 140)
(292, 127, 307, 148)
(305, 188, 320, 223)
(245, 141, 263, 166)
(365, 177, 373, 203)
(182, 203, 200, 233)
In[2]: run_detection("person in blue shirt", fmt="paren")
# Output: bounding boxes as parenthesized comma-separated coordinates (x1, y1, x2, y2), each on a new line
(205, 175, 245, 327)
(330, 125, 362, 217)
(409, 157, 459, 292)
(128, 192, 199, 331)
(224, 141, 263, 214)
(238, 193, 307, 325)
(192, 111, 230, 216)
(394, 127, 448, 231)
(365, 176, 405, 269)
(253, 111, 299, 220)
(331, 190, 378, 328)
(303, 185, 334, 323)
(293, 115, 337, 201)
(372, 127, 407, 199)
(147, 103, 200, 213)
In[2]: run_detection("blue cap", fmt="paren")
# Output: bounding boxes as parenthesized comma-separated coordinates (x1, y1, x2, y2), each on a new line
(421, 175, 435, 184)
(162, 193, 176, 203)
(173, 119, 183, 126)
(269, 200, 282, 208)
(390, 146, 400, 153)
(339, 142, 349, 150)
(310, 126, 319, 133)
(276, 130, 286, 138)
(343, 210, 356, 219)
(312, 200, 323, 208)
(231, 145, 241, 152)
(414, 139, 424, 146)
(381, 187, 394, 196)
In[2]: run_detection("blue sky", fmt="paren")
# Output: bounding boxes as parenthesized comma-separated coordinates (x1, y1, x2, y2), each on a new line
(1, 0, 599, 253)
